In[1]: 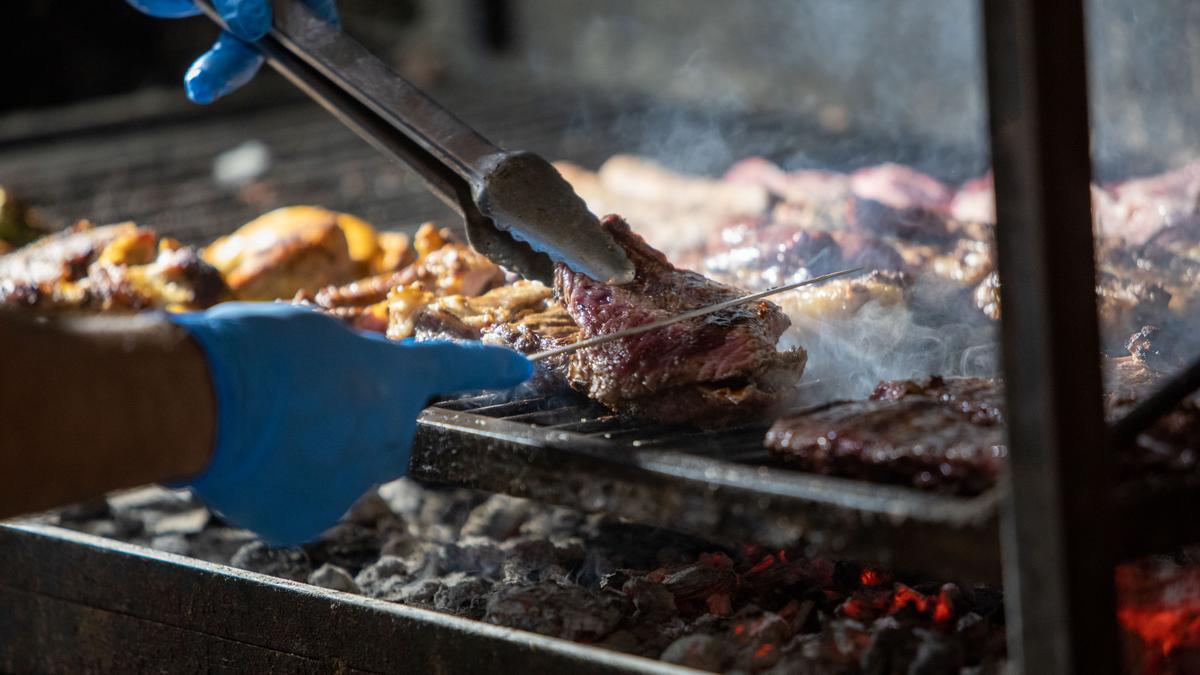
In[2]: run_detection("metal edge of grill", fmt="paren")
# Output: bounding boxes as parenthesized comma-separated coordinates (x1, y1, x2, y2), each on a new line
(0, 523, 689, 675)
(411, 391, 1200, 584)
(410, 393, 1006, 583)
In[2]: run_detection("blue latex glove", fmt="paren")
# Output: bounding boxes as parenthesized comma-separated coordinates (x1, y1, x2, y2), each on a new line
(126, 0, 339, 103)
(169, 303, 532, 545)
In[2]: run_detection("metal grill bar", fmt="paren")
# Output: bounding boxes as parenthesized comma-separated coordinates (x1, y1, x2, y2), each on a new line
(411, 392, 1006, 582)
(982, 0, 1119, 672)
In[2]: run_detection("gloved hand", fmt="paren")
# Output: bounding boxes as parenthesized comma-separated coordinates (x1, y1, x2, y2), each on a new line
(126, 0, 339, 103)
(169, 303, 532, 545)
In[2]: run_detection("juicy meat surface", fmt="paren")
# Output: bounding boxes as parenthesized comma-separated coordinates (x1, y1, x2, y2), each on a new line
(765, 376, 1006, 495)
(0, 222, 227, 312)
(768, 362, 1200, 494)
(401, 281, 579, 394)
(555, 215, 806, 426)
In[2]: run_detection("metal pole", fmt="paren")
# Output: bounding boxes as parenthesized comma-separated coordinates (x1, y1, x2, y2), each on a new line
(980, 0, 1119, 673)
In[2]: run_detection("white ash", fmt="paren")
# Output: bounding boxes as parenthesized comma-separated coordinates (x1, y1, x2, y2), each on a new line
(52, 479, 1008, 674)
(230, 541, 312, 583)
(309, 564, 361, 594)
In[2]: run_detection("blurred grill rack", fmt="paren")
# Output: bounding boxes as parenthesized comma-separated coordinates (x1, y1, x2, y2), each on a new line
(0, 77, 982, 246)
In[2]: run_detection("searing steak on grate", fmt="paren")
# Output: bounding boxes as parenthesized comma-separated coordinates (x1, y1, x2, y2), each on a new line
(768, 362, 1200, 495)
(765, 376, 1006, 495)
(555, 215, 807, 427)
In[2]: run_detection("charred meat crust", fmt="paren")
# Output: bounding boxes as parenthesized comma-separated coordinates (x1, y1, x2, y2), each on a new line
(555, 215, 806, 426)
(765, 376, 1006, 496)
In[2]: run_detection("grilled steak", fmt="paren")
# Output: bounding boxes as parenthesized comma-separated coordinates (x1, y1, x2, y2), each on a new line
(765, 376, 1005, 495)
(769, 362, 1200, 495)
(556, 215, 807, 426)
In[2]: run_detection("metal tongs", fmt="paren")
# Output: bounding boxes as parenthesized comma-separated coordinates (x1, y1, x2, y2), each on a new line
(195, 0, 634, 286)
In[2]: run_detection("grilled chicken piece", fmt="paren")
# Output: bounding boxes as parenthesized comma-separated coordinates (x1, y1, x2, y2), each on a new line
(556, 215, 806, 427)
(0, 222, 226, 311)
(297, 223, 504, 335)
(204, 206, 363, 300)
(390, 280, 578, 391)
(408, 280, 557, 340)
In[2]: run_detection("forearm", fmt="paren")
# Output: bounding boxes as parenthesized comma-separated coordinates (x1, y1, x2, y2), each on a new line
(0, 311, 215, 519)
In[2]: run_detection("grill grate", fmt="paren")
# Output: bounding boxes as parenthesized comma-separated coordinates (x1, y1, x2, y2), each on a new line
(1, 81, 1000, 580)
(0, 78, 981, 247)
(413, 391, 1004, 583)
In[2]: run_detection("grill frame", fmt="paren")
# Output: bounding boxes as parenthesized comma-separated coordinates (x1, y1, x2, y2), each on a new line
(411, 395, 1004, 582)
(0, 523, 687, 675)
(5, 41, 1200, 673)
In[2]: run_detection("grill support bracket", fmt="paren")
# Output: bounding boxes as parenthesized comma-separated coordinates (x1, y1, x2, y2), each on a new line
(983, 0, 1120, 672)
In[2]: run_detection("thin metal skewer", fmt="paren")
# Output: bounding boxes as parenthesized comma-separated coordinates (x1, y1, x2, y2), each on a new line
(528, 267, 863, 362)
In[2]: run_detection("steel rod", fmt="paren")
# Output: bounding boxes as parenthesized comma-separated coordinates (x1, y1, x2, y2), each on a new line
(528, 267, 862, 361)
(980, 0, 1120, 672)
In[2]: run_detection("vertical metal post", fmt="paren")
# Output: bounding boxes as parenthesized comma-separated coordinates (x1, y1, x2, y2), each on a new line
(980, 0, 1119, 673)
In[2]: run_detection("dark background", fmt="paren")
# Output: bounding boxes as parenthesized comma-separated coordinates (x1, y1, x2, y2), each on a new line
(2, 1, 1200, 179)
(0, 1, 426, 111)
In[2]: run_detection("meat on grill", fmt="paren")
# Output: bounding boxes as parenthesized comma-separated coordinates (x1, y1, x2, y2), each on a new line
(301, 224, 506, 335)
(0, 221, 227, 311)
(768, 361, 1200, 494)
(765, 376, 1005, 495)
(556, 215, 807, 427)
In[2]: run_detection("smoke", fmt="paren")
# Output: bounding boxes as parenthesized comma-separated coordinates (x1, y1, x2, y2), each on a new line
(781, 277, 998, 404)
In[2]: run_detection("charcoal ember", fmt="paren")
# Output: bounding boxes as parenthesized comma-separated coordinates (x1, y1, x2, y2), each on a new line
(518, 505, 585, 539)
(303, 523, 382, 574)
(148, 534, 191, 556)
(354, 555, 416, 597)
(859, 617, 918, 674)
(598, 629, 641, 655)
(143, 508, 210, 536)
(375, 478, 423, 517)
(380, 531, 422, 559)
(229, 541, 312, 582)
(740, 551, 817, 600)
(433, 573, 494, 618)
(56, 497, 111, 522)
(963, 585, 1005, 624)
(934, 584, 963, 624)
(460, 494, 534, 540)
(417, 540, 506, 579)
(343, 490, 399, 528)
(660, 633, 725, 671)
(377, 480, 481, 541)
(826, 620, 876, 670)
(728, 611, 792, 672)
(953, 612, 1005, 667)
(661, 553, 737, 606)
(624, 577, 679, 622)
(390, 579, 444, 608)
(308, 563, 361, 594)
(71, 514, 143, 540)
(908, 629, 964, 675)
(177, 527, 257, 565)
(500, 538, 577, 583)
(483, 580, 629, 642)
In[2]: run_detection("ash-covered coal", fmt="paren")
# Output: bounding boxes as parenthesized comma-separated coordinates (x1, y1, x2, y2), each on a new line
(52, 480, 1008, 674)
